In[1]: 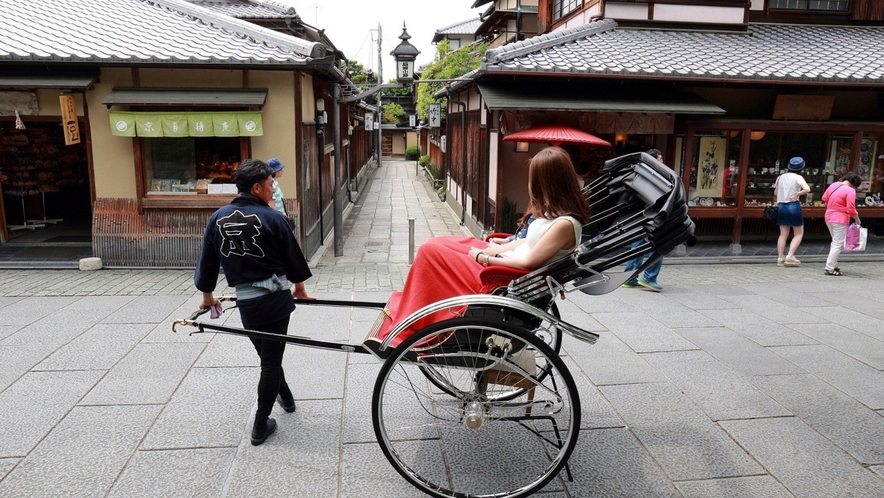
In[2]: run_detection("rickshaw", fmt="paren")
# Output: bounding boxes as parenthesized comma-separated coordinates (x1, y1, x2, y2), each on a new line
(173, 152, 695, 498)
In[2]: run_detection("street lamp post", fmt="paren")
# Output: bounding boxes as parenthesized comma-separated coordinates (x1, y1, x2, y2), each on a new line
(332, 23, 419, 256)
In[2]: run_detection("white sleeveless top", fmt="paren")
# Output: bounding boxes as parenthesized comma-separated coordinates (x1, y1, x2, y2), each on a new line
(500, 216, 582, 264)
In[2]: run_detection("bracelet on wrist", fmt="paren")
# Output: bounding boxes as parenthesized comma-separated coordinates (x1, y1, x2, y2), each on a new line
(475, 251, 484, 263)
(483, 254, 490, 266)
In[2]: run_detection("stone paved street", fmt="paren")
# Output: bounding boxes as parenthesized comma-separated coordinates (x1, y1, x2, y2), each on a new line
(1, 159, 883, 497)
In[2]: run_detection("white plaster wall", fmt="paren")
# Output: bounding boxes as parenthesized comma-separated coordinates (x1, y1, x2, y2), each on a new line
(563, 4, 602, 29)
(605, 2, 649, 20)
(655, 4, 745, 24)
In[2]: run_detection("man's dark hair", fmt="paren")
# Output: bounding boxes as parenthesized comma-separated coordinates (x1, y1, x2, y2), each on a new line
(235, 159, 272, 194)
(646, 148, 663, 159)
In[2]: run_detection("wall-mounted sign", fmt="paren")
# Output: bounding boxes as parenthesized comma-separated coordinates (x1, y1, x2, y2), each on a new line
(440, 135, 446, 152)
(428, 104, 441, 128)
(366, 112, 374, 131)
(409, 114, 416, 127)
(60, 94, 80, 145)
(772, 95, 834, 121)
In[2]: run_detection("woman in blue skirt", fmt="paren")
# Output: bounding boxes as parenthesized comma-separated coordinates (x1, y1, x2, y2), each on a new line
(774, 157, 811, 266)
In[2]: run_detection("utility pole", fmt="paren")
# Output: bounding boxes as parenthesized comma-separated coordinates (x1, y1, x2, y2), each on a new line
(376, 23, 383, 169)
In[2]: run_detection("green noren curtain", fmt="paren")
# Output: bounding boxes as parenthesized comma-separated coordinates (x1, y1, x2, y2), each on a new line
(109, 111, 263, 137)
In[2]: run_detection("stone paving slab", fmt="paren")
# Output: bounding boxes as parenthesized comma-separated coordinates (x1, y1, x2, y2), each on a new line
(599, 382, 762, 481)
(140, 367, 256, 450)
(591, 311, 700, 353)
(0, 370, 103, 457)
(0, 458, 18, 481)
(0, 405, 160, 498)
(81, 342, 205, 405)
(563, 333, 665, 386)
(107, 448, 234, 498)
(770, 344, 884, 410)
(674, 326, 805, 376)
(0, 343, 58, 391)
(564, 428, 681, 497)
(0, 308, 99, 347)
(340, 441, 428, 498)
(720, 417, 884, 498)
(750, 373, 884, 465)
(790, 322, 884, 369)
(33, 323, 153, 371)
(642, 349, 792, 421)
(224, 399, 342, 498)
(0, 296, 78, 325)
(0, 325, 18, 342)
(700, 308, 818, 347)
(675, 475, 793, 498)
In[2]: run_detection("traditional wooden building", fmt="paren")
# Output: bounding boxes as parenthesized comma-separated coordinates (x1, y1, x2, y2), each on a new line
(0, 0, 375, 264)
(437, 0, 884, 248)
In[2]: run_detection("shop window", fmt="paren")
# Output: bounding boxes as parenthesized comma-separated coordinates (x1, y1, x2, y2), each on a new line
(745, 132, 830, 207)
(690, 131, 743, 207)
(552, 0, 582, 22)
(769, 0, 848, 11)
(143, 137, 241, 194)
(860, 134, 882, 206)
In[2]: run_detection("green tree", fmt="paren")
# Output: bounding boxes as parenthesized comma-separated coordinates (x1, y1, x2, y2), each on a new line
(345, 60, 379, 105)
(383, 78, 412, 97)
(416, 40, 488, 121)
(382, 102, 405, 124)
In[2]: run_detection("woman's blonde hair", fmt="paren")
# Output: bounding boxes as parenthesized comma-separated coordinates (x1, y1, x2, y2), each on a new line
(520, 146, 592, 226)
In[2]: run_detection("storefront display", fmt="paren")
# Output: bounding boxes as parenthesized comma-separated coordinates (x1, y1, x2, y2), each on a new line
(142, 137, 241, 195)
(0, 123, 87, 227)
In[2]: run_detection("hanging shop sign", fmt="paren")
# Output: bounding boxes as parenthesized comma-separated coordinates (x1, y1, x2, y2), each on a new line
(60, 94, 80, 145)
(108, 111, 263, 137)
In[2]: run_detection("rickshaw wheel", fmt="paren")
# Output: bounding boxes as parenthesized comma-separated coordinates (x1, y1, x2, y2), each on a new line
(372, 317, 580, 498)
(420, 303, 562, 402)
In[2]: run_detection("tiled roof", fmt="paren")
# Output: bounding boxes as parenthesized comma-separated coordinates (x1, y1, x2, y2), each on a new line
(481, 19, 884, 84)
(436, 17, 483, 36)
(189, 0, 298, 19)
(0, 0, 325, 66)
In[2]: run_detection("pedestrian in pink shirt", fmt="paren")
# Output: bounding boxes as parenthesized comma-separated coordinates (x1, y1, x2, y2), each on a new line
(821, 171, 862, 276)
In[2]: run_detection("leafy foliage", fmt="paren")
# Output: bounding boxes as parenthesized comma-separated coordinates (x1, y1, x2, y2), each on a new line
(416, 40, 489, 121)
(405, 145, 420, 160)
(345, 60, 378, 105)
(383, 79, 412, 97)
(382, 102, 405, 124)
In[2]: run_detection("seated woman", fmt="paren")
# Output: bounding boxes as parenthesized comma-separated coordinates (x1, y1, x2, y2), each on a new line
(378, 146, 592, 342)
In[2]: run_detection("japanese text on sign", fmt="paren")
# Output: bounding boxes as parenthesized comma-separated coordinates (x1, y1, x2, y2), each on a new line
(59, 94, 80, 145)
(428, 104, 441, 128)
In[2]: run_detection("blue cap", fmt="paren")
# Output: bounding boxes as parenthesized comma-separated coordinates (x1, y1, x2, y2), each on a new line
(788, 157, 805, 171)
(267, 158, 285, 173)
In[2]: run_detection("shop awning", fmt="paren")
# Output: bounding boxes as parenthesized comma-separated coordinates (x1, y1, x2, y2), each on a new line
(477, 83, 725, 115)
(102, 88, 268, 108)
(108, 111, 263, 137)
(0, 73, 98, 90)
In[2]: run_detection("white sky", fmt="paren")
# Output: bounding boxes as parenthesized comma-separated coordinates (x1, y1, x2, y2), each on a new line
(281, 1, 483, 77)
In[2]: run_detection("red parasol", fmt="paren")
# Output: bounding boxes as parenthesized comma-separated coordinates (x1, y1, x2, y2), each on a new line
(503, 124, 611, 147)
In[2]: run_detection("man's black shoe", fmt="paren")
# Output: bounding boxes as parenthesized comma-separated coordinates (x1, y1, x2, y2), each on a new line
(250, 418, 277, 446)
(277, 394, 296, 413)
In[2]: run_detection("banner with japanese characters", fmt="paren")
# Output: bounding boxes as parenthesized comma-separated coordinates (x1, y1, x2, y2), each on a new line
(109, 111, 262, 137)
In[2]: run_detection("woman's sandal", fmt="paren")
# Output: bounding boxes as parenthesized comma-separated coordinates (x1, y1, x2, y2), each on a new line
(824, 269, 843, 276)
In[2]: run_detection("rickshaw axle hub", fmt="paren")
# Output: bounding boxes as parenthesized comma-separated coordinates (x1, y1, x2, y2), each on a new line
(462, 400, 486, 430)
